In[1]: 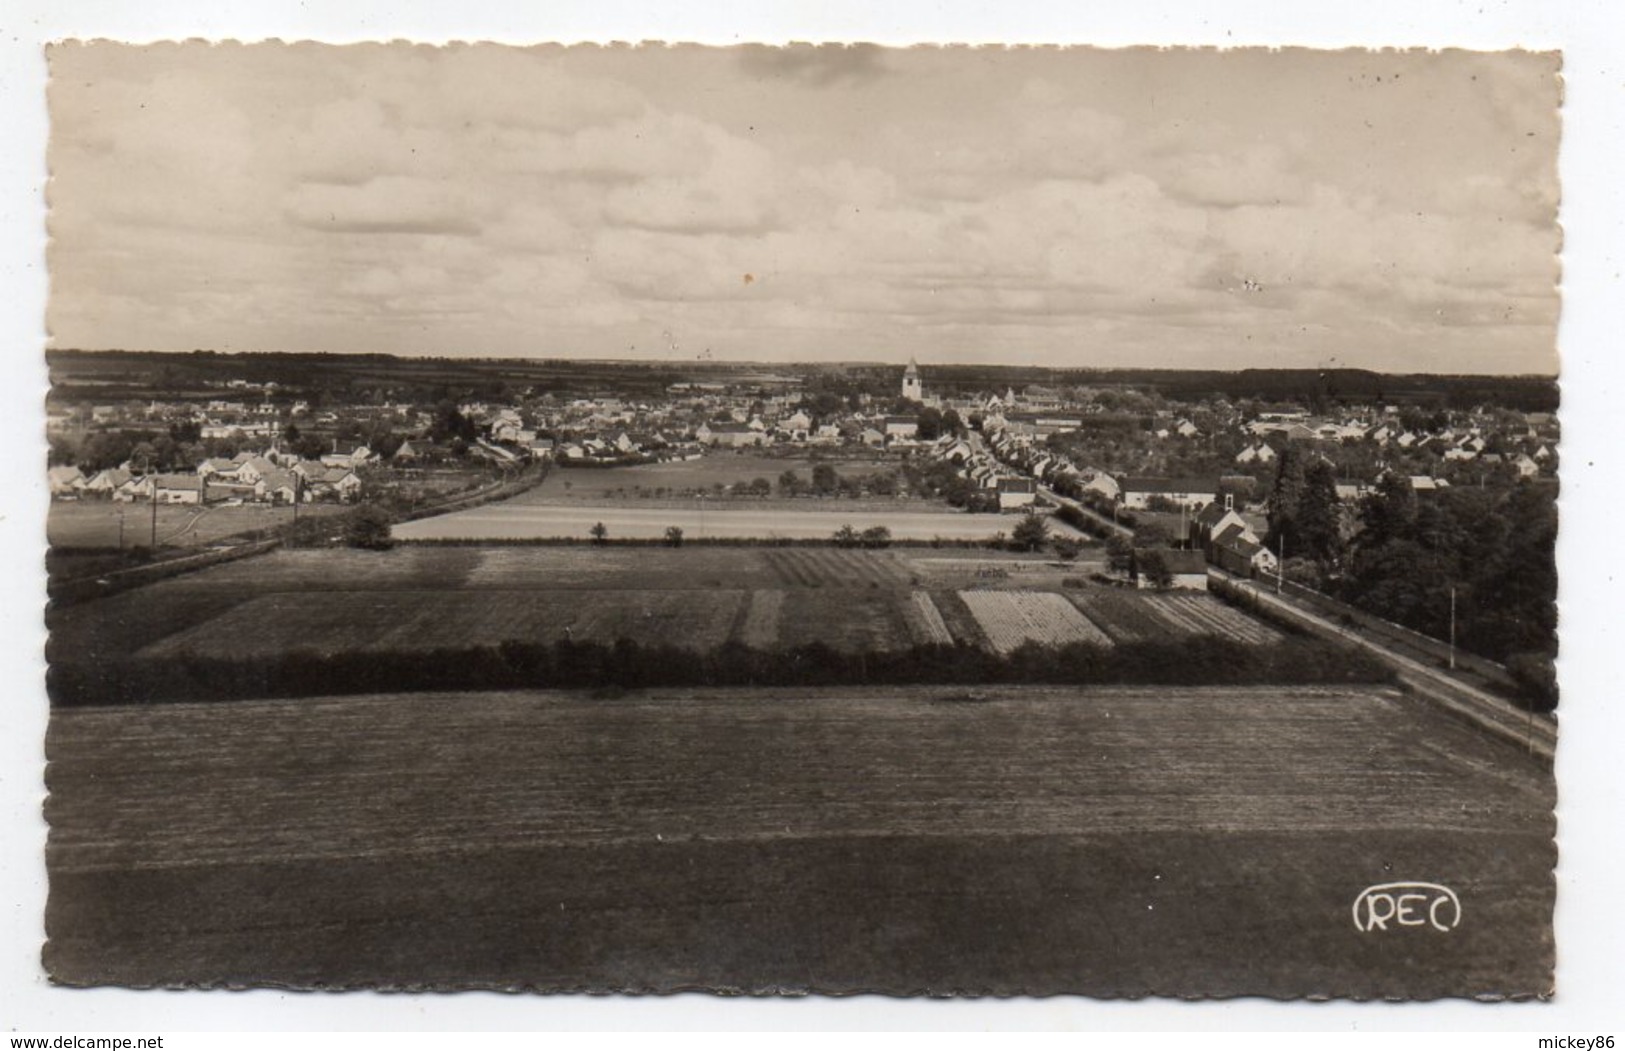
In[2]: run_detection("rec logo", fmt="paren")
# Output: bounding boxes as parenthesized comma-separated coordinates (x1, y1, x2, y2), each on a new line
(1352, 882, 1462, 932)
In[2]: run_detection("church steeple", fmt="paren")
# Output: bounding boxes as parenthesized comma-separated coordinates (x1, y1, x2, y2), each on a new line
(902, 358, 923, 401)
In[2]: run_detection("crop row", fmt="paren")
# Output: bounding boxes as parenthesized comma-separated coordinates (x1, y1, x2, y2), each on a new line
(95, 580, 1280, 666)
(764, 548, 910, 587)
(958, 590, 1115, 654)
(1142, 594, 1281, 645)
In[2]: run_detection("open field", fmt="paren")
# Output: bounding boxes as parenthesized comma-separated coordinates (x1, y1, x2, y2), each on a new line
(534, 453, 920, 508)
(49, 546, 1285, 666)
(960, 590, 1114, 653)
(391, 502, 1075, 542)
(43, 684, 1555, 995)
(136, 589, 752, 658)
(47, 500, 345, 550)
(1070, 589, 1284, 646)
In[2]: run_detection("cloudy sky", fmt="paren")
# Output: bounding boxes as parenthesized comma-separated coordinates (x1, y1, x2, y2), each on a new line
(46, 43, 1560, 373)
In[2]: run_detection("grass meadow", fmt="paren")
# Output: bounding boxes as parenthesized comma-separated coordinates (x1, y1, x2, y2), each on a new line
(44, 684, 1555, 995)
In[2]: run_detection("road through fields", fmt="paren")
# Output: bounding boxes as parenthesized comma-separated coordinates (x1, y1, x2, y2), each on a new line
(392, 503, 1086, 541)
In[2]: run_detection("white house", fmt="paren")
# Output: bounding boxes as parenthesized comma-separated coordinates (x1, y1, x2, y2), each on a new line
(996, 477, 1037, 511)
(883, 416, 920, 439)
(152, 474, 203, 505)
(47, 465, 84, 497)
(1119, 477, 1217, 511)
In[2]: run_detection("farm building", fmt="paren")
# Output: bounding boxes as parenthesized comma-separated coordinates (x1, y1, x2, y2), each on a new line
(996, 477, 1038, 511)
(152, 474, 203, 505)
(314, 468, 363, 501)
(320, 444, 376, 469)
(1119, 477, 1218, 511)
(1212, 529, 1279, 577)
(883, 416, 920, 439)
(1132, 548, 1209, 590)
(696, 422, 762, 448)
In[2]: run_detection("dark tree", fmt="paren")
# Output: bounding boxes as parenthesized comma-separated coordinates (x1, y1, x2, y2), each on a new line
(344, 503, 395, 550)
(1265, 446, 1308, 556)
(860, 525, 893, 549)
(1357, 472, 1417, 547)
(1295, 459, 1344, 564)
(168, 419, 202, 444)
(1136, 549, 1173, 589)
(811, 463, 839, 495)
(1105, 534, 1135, 576)
(1011, 511, 1050, 552)
(1265, 448, 1340, 564)
(1132, 520, 1175, 548)
(430, 400, 478, 443)
(292, 433, 328, 460)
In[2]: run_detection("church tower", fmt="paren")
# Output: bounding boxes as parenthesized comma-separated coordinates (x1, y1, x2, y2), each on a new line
(902, 358, 923, 402)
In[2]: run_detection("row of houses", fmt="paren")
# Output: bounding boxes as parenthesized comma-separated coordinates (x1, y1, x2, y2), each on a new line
(930, 435, 1041, 511)
(50, 452, 364, 504)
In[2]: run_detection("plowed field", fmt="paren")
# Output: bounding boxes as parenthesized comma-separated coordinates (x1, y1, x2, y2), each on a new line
(49, 547, 1288, 663)
(44, 685, 1555, 996)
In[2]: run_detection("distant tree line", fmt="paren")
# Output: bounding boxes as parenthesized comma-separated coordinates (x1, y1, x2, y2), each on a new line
(777, 464, 902, 498)
(49, 634, 1393, 708)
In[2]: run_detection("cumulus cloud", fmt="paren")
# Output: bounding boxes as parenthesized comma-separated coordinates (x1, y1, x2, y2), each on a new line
(45, 43, 1560, 372)
(283, 176, 484, 236)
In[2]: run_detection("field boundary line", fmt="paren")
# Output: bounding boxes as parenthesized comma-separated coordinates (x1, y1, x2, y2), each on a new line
(48, 537, 282, 607)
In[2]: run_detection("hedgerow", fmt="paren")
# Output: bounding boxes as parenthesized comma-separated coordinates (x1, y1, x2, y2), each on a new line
(49, 634, 1392, 707)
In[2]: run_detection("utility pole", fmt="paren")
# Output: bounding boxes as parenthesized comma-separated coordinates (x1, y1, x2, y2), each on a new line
(1276, 530, 1285, 594)
(150, 486, 158, 549)
(1448, 586, 1457, 670)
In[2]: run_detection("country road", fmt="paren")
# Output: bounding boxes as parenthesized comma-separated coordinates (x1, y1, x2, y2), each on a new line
(1212, 568, 1555, 761)
(394, 502, 1089, 542)
(1033, 481, 1553, 758)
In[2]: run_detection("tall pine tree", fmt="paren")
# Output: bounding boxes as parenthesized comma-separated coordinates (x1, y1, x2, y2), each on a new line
(1265, 447, 1307, 558)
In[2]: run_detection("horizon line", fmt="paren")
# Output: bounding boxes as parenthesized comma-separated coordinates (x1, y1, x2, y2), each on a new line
(45, 347, 1561, 381)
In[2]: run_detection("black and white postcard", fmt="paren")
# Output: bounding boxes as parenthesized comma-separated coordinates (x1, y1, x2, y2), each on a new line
(22, 25, 1595, 1019)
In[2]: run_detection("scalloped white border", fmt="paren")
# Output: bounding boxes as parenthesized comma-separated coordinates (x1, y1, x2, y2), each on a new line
(4, 1, 1619, 1036)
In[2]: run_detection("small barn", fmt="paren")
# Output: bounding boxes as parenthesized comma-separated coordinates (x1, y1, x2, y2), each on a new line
(1132, 548, 1209, 591)
(996, 476, 1038, 511)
